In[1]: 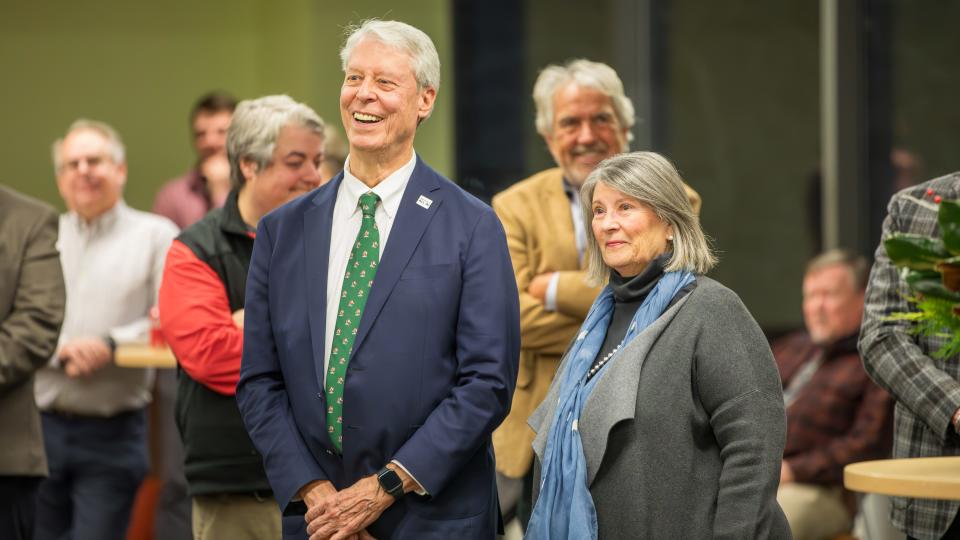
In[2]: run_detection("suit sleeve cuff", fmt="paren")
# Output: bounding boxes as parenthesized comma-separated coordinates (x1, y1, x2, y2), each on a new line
(390, 459, 428, 496)
(544, 272, 560, 312)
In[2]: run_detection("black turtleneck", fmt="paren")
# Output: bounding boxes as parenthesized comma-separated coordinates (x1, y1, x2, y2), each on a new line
(589, 253, 696, 380)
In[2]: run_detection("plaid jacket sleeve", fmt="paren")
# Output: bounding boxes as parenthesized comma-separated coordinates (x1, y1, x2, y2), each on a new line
(859, 179, 960, 443)
(858, 173, 960, 538)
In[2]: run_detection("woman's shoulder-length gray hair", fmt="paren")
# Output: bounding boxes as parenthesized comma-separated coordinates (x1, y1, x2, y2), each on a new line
(580, 151, 717, 286)
(227, 95, 325, 188)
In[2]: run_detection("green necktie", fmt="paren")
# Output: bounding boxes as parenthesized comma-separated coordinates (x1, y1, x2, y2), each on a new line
(326, 191, 380, 452)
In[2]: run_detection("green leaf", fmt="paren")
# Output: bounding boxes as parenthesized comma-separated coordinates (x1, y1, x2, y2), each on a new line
(885, 234, 949, 270)
(905, 269, 942, 287)
(906, 277, 960, 302)
(889, 295, 960, 359)
(939, 200, 960, 255)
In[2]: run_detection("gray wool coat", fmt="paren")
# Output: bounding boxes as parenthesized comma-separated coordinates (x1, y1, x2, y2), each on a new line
(529, 277, 792, 539)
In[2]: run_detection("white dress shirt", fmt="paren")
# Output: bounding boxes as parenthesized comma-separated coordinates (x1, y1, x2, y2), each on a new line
(35, 201, 178, 416)
(323, 151, 415, 383)
(323, 151, 427, 492)
(545, 178, 587, 311)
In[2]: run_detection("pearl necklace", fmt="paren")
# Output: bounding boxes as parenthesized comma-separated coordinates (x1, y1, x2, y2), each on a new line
(587, 342, 622, 379)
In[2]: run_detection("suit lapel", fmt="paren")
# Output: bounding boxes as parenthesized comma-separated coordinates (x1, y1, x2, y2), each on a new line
(352, 158, 442, 355)
(304, 175, 342, 392)
(543, 174, 581, 270)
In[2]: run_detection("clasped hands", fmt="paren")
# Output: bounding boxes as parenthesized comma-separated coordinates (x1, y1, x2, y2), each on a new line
(302, 475, 392, 540)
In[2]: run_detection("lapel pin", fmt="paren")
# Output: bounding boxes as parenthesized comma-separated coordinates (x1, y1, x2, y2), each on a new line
(416, 195, 433, 209)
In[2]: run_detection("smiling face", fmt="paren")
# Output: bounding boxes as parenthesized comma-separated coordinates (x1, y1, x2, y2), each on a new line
(340, 38, 436, 166)
(241, 124, 324, 215)
(591, 181, 672, 277)
(545, 83, 628, 187)
(802, 264, 865, 345)
(56, 128, 127, 221)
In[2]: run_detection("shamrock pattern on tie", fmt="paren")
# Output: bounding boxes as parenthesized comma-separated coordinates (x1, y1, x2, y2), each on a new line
(326, 191, 380, 452)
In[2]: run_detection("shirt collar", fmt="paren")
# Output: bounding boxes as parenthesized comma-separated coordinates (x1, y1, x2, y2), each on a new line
(67, 200, 126, 234)
(187, 168, 206, 193)
(341, 151, 417, 219)
(562, 176, 581, 202)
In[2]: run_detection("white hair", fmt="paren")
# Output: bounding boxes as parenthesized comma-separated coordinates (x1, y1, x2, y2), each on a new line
(227, 95, 325, 187)
(533, 59, 635, 143)
(340, 19, 441, 94)
(52, 119, 126, 173)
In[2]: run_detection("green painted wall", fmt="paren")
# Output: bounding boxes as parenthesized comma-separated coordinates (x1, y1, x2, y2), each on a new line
(665, 1, 820, 332)
(892, 1, 960, 181)
(0, 0, 453, 212)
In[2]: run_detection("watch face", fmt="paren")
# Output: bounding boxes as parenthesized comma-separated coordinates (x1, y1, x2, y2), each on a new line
(379, 469, 403, 493)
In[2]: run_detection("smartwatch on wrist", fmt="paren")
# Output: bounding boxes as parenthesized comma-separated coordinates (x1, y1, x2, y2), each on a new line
(377, 467, 404, 500)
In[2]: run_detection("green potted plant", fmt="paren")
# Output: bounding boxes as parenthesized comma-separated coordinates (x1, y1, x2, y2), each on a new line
(884, 190, 960, 358)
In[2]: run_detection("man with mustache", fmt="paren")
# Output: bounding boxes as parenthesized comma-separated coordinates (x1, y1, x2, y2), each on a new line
(491, 59, 701, 529)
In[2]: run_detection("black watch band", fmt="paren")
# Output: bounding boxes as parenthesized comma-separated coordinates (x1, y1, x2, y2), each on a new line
(377, 467, 404, 500)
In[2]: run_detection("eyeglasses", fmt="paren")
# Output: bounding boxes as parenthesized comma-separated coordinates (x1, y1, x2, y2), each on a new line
(60, 154, 113, 173)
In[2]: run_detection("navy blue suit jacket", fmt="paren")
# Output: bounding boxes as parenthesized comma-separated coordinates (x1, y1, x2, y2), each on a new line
(237, 158, 520, 539)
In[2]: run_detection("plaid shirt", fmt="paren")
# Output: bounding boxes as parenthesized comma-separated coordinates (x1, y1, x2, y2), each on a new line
(775, 332, 893, 486)
(860, 172, 960, 539)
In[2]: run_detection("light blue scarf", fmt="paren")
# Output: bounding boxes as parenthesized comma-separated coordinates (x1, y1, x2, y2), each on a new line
(526, 270, 695, 540)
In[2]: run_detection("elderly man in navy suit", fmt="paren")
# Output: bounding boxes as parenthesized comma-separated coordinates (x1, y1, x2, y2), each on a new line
(237, 19, 520, 539)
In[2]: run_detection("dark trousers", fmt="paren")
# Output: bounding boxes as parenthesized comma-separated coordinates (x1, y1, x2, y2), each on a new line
(153, 370, 191, 540)
(34, 409, 148, 540)
(518, 469, 533, 530)
(0, 476, 40, 540)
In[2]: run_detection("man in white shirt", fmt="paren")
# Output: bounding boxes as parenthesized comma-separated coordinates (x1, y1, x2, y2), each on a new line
(34, 119, 178, 540)
(237, 20, 520, 539)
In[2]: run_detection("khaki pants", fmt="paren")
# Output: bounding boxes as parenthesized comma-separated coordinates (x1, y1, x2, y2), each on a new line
(192, 493, 280, 540)
(777, 483, 852, 540)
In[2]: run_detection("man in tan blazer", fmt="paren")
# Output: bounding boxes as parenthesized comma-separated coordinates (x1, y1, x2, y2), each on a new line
(0, 186, 65, 540)
(492, 59, 700, 528)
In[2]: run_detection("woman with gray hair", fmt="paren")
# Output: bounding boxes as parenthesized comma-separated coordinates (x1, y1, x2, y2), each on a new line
(527, 151, 790, 539)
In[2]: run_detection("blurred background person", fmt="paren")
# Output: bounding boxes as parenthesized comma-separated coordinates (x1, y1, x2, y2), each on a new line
(775, 249, 893, 540)
(492, 59, 702, 530)
(153, 91, 237, 229)
(0, 186, 65, 540)
(527, 151, 788, 539)
(158, 95, 324, 540)
(34, 120, 178, 540)
(319, 124, 347, 185)
(151, 90, 236, 540)
(861, 172, 960, 540)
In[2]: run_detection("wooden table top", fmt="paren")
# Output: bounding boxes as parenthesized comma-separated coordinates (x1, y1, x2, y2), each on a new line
(844, 457, 960, 500)
(115, 343, 176, 369)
